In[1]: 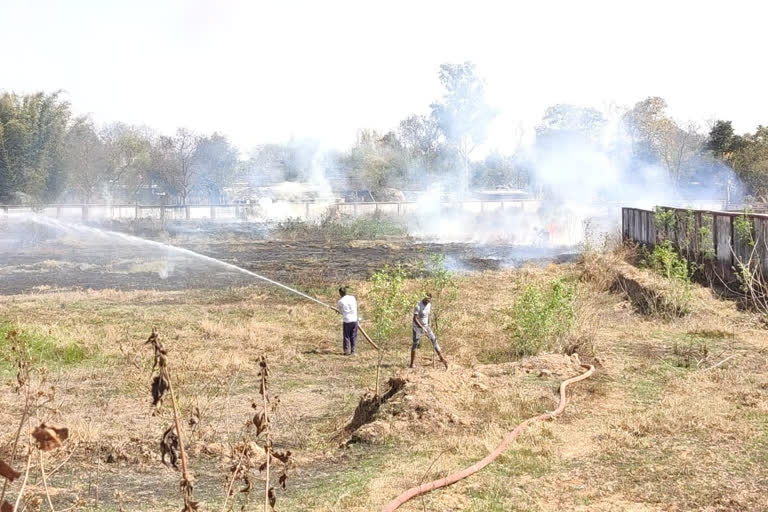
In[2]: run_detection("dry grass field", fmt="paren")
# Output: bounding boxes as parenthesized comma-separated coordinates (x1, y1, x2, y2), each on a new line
(1, 250, 767, 511)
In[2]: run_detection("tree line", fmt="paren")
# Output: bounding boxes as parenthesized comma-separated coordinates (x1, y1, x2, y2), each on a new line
(1, 64, 765, 205)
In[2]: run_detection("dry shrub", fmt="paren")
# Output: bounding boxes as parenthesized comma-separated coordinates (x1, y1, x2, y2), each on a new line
(579, 245, 634, 291)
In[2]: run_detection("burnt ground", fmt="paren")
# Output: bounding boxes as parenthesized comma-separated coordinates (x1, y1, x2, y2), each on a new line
(0, 219, 576, 294)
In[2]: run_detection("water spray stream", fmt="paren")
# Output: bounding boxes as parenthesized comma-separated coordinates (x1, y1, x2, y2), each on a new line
(12, 214, 337, 311)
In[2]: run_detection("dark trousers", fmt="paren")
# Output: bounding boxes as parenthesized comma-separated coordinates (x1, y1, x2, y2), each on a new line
(343, 321, 358, 354)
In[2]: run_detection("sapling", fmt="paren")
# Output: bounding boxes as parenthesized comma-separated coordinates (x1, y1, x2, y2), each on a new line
(426, 253, 459, 366)
(368, 264, 413, 395)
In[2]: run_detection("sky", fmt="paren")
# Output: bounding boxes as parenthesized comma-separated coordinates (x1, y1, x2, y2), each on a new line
(2, 0, 766, 154)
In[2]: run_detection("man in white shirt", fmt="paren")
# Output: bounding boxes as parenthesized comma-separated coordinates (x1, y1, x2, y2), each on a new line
(411, 293, 448, 369)
(337, 286, 359, 356)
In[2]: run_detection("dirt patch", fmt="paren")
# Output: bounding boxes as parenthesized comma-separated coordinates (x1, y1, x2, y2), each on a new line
(341, 355, 586, 445)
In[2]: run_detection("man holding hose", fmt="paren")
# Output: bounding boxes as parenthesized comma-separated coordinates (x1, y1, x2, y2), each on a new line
(411, 293, 449, 369)
(337, 286, 358, 356)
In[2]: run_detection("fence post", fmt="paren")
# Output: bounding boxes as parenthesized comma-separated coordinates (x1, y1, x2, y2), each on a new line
(185, 206, 191, 220)
(82, 205, 88, 221)
(210, 205, 216, 220)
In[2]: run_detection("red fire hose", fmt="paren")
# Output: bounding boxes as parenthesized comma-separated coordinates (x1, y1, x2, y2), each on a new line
(382, 363, 595, 511)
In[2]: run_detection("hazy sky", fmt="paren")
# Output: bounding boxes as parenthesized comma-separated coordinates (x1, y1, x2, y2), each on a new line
(2, 0, 766, 153)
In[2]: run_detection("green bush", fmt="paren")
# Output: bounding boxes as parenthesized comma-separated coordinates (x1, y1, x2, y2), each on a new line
(505, 278, 576, 357)
(639, 241, 695, 317)
(734, 213, 755, 248)
(641, 241, 692, 281)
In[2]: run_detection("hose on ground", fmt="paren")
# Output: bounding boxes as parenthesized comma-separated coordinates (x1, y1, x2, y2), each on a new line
(382, 363, 595, 512)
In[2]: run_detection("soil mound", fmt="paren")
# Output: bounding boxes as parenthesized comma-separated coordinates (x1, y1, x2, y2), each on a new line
(340, 354, 585, 445)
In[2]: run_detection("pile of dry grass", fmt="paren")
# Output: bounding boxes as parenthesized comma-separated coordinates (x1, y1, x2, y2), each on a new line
(581, 249, 695, 318)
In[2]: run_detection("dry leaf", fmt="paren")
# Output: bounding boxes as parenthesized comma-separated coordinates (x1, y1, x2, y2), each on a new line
(279, 471, 287, 489)
(32, 423, 69, 451)
(272, 450, 291, 464)
(160, 425, 179, 468)
(268, 487, 276, 509)
(151, 374, 169, 407)
(188, 407, 201, 430)
(1, 500, 13, 512)
(252, 411, 267, 436)
(0, 458, 20, 482)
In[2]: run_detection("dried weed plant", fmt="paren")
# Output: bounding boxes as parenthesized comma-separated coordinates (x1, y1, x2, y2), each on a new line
(223, 356, 293, 512)
(145, 327, 198, 511)
(1, 327, 71, 512)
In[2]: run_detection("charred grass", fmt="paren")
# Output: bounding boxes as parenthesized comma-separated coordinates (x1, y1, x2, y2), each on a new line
(1, 257, 767, 510)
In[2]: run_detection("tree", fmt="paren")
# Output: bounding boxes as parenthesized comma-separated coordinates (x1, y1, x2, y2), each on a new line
(535, 104, 607, 148)
(244, 139, 321, 186)
(101, 123, 153, 202)
(425, 253, 459, 365)
(430, 62, 497, 195)
(153, 128, 201, 205)
(705, 120, 745, 159)
(194, 132, 239, 204)
(471, 151, 528, 189)
(63, 117, 108, 204)
(341, 129, 409, 190)
(729, 126, 768, 201)
(622, 97, 704, 187)
(0, 92, 71, 202)
(367, 264, 414, 393)
(397, 115, 444, 176)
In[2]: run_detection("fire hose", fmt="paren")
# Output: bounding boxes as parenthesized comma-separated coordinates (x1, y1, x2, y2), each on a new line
(382, 363, 595, 512)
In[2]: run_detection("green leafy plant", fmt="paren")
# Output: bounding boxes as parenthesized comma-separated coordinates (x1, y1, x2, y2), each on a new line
(425, 253, 459, 366)
(505, 278, 576, 357)
(638, 241, 695, 317)
(641, 241, 692, 281)
(276, 211, 407, 241)
(368, 264, 414, 394)
(699, 216, 715, 261)
(426, 254, 459, 340)
(734, 211, 755, 248)
(654, 206, 676, 240)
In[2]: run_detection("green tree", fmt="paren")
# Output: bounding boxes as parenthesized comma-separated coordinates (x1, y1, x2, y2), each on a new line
(397, 114, 444, 176)
(0, 92, 71, 202)
(730, 126, 768, 201)
(341, 129, 409, 191)
(63, 117, 109, 203)
(425, 254, 459, 365)
(471, 151, 528, 189)
(430, 62, 497, 195)
(101, 123, 153, 202)
(366, 264, 414, 393)
(705, 120, 745, 159)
